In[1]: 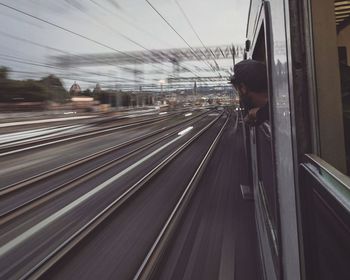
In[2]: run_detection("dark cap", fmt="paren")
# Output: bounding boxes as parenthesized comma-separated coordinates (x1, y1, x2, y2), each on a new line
(230, 60, 267, 92)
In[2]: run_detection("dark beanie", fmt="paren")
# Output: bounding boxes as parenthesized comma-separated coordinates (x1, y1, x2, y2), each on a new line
(230, 60, 267, 92)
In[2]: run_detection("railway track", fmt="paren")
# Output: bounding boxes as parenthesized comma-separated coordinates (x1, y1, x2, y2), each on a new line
(0, 110, 207, 195)
(0, 111, 215, 226)
(0, 111, 185, 157)
(134, 114, 229, 280)
(0, 110, 229, 280)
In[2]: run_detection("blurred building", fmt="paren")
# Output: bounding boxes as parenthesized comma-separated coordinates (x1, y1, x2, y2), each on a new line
(93, 83, 102, 94)
(69, 82, 81, 96)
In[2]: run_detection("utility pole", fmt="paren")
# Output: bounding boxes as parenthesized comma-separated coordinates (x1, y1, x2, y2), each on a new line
(231, 44, 236, 67)
(115, 83, 118, 110)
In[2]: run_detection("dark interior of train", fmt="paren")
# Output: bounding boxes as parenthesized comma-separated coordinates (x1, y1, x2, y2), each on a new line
(303, 0, 350, 175)
(335, 0, 350, 174)
(298, 2, 350, 279)
(307, 0, 350, 176)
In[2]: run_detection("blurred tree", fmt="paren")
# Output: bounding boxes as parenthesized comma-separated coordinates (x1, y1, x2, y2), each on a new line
(41, 75, 69, 103)
(0, 79, 48, 102)
(0, 70, 69, 103)
(81, 88, 93, 97)
(0, 66, 9, 80)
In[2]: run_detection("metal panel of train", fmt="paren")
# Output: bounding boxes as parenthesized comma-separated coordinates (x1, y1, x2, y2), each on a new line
(244, 0, 350, 279)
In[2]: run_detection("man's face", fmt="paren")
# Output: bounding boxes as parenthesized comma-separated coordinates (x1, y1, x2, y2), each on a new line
(235, 83, 254, 109)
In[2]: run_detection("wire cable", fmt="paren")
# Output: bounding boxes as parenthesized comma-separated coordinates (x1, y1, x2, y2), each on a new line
(83, 0, 202, 79)
(0, 30, 168, 82)
(0, 2, 162, 69)
(0, 54, 149, 83)
(0, 2, 226, 87)
(145, 0, 222, 75)
(174, 0, 224, 77)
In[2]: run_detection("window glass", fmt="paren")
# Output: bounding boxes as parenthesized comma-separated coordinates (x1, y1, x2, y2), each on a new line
(250, 25, 281, 268)
(335, 0, 350, 174)
(311, 0, 350, 175)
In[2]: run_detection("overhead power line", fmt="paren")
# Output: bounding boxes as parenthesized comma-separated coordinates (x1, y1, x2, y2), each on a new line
(90, 0, 173, 48)
(8, 70, 121, 86)
(0, 3, 137, 60)
(0, 2, 198, 81)
(0, 1, 230, 87)
(145, 0, 223, 76)
(174, 0, 223, 76)
(0, 54, 148, 83)
(0, 29, 217, 88)
(0, 2, 172, 77)
(0, 2, 205, 81)
(83, 0, 202, 78)
(0, 31, 173, 81)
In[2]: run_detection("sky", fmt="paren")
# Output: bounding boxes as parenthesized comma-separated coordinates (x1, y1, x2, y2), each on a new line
(0, 0, 249, 90)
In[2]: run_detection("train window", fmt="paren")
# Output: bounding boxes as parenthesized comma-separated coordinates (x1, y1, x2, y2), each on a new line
(252, 27, 278, 231)
(252, 27, 266, 63)
(309, 0, 350, 174)
(249, 20, 282, 276)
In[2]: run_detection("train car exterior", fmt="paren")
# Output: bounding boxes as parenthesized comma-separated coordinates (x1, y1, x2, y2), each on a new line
(244, 0, 350, 279)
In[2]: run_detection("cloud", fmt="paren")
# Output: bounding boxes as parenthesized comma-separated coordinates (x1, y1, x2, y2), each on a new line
(107, 0, 122, 10)
(64, 0, 87, 11)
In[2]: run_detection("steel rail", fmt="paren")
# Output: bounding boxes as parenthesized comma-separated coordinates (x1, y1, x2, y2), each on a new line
(0, 112, 213, 225)
(134, 112, 230, 280)
(0, 113, 172, 147)
(19, 112, 226, 280)
(0, 110, 209, 197)
(0, 112, 179, 157)
(0, 124, 84, 146)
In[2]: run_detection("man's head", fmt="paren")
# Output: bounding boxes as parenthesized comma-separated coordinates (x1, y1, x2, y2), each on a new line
(231, 59, 268, 109)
